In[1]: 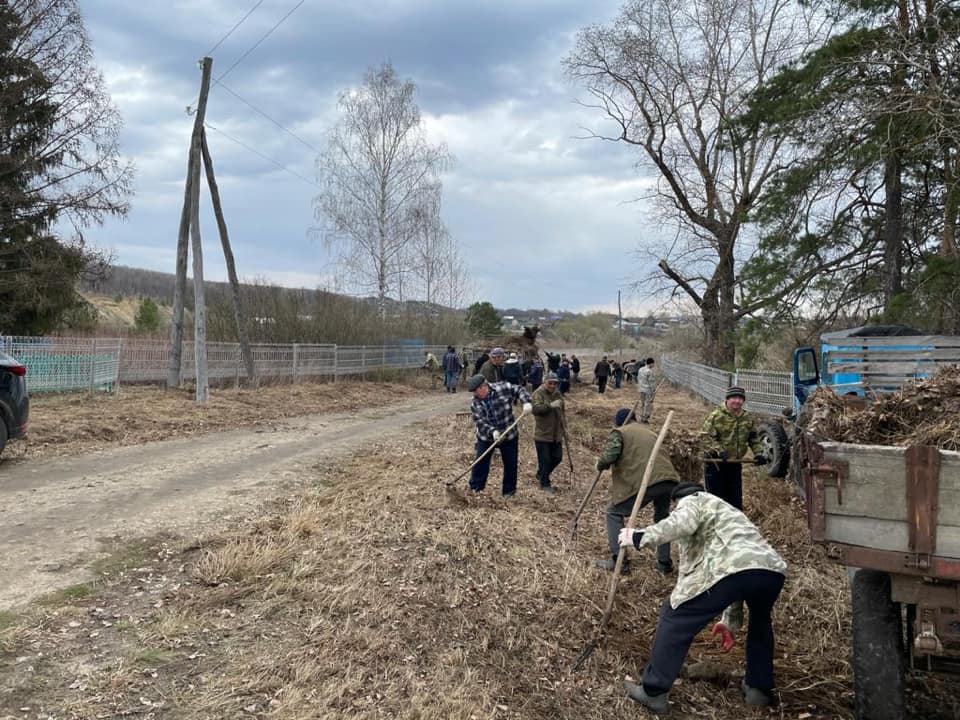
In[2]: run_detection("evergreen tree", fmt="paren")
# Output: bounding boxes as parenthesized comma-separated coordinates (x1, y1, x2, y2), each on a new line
(465, 301, 501, 337)
(738, 0, 960, 331)
(0, 0, 131, 334)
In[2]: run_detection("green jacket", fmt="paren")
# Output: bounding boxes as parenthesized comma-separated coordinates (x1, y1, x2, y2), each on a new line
(700, 406, 763, 459)
(597, 422, 679, 505)
(531, 385, 564, 442)
(639, 491, 787, 608)
(480, 360, 503, 383)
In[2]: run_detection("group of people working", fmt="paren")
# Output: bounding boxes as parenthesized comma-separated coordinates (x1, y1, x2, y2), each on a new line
(457, 370, 784, 714)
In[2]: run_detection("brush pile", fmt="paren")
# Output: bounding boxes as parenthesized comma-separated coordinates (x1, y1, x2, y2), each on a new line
(802, 366, 960, 450)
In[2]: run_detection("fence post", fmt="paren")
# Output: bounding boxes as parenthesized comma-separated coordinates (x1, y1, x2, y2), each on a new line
(89, 337, 98, 393)
(332, 344, 338, 383)
(293, 343, 299, 385)
(362, 346, 367, 374)
(235, 344, 241, 390)
(113, 340, 122, 397)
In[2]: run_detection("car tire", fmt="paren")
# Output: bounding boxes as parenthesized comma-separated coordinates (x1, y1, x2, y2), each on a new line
(0, 418, 7, 457)
(757, 420, 790, 478)
(851, 570, 905, 720)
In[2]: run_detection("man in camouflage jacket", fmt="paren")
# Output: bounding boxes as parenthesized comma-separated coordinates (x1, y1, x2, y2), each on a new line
(699, 386, 768, 511)
(617, 482, 787, 713)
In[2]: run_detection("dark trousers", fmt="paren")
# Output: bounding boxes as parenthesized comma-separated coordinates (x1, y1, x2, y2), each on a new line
(614, 371, 623, 389)
(469, 436, 519, 495)
(597, 376, 608, 393)
(535, 440, 563, 487)
(705, 461, 743, 510)
(605, 481, 674, 567)
(642, 569, 785, 695)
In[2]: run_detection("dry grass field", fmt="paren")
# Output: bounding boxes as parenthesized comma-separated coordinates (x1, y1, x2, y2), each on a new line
(2, 382, 958, 719)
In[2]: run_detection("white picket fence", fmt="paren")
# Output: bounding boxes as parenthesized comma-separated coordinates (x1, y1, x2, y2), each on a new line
(1, 336, 450, 393)
(661, 356, 793, 417)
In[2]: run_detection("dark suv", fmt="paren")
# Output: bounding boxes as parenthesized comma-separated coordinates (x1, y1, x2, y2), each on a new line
(0, 350, 29, 456)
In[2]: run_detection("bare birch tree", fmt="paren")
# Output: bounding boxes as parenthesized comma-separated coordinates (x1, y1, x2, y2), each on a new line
(314, 63, 451, 318)
(565, 0, 826, 365)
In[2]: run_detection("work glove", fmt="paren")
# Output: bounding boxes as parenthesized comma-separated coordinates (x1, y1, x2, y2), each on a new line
(710, 622, 735, 652)
(492, 430, 501, 443)
(617, 528, 644, 549)
(549, 399, 563, 409)
(754, 454, 768, 466)
(522, 402, 533, 414)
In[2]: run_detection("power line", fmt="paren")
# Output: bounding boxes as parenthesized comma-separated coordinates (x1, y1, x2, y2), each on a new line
(213, 80, 322, 154)
(215, 0, 306, 84)
(204, 0, 267, 57)
(204, 122, 321, 189)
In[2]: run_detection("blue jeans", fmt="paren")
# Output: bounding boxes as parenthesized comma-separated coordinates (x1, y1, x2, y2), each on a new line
(469, 436, 519, 495)
(642, 569, 784, 695)
(444, 370, 458, 391)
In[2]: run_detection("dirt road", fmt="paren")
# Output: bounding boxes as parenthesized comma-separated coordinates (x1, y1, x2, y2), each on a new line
(0, 393, 465, 608)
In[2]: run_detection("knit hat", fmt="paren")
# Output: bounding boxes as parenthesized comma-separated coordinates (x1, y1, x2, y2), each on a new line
(544, 371, 559, 382)
(491, 347, 506, 357)
(725, 386, 746, 399)
(467, 374, 487, 391)
(614, 407, 635, 427)
(671, 482, 704, 501)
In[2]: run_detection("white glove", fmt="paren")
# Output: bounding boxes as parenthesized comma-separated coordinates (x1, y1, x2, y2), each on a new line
(618, 527, 639, 549)
(549, 399, 563, 409)
(522, 402, 533, 414)
(492, 430, 502, 442)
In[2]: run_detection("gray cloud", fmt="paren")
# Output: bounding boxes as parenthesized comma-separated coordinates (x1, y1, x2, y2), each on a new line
(73, 0, 662, 313)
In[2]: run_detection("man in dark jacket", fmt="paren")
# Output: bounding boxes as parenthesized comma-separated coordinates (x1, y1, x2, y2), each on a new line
(474, 349, 489, 375)
(546, 351, 561, 373)
(442, 346, 461, 393)
(528, 357, 544, 391)
(570, 354, 581, 383)
(595, 408, 679, 574)
(594, 356, 612, 394)
(531, 372, 564, 495)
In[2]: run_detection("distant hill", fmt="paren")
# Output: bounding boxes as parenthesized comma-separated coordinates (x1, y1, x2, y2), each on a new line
(81, 264, 459, 317)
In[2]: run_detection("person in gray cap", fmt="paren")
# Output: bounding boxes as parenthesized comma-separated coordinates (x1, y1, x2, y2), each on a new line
(699, 386, 767, 511)
(530, 372, 565, 495)
(480, 347, 506, 383)
(466, 374, 533, 496)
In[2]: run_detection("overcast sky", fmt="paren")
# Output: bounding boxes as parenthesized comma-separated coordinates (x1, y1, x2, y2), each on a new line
(76, 0, 666, 315)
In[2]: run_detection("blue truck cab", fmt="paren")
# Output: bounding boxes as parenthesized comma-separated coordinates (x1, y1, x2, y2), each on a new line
(791, 325, 945, 413)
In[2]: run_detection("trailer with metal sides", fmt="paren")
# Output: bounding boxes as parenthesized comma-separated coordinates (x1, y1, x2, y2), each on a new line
(798, 434, 960, 720)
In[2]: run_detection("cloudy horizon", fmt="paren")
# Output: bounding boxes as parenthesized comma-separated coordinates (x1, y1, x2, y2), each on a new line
(72, 0, 671, 317)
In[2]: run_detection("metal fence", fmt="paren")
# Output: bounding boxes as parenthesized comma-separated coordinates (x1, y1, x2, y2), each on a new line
(2, 336, 450, 393)
(661, 356, 793, 417)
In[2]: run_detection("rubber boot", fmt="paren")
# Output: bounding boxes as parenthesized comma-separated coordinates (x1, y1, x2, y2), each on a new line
(594, 555, 631, 575)
(624, 680, 668, 714)
(742, 679, 774, 707)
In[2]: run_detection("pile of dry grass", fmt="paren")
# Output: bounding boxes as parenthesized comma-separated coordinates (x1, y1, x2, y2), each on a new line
(803, 366, 960, 450)
(6, 383, 958, 718)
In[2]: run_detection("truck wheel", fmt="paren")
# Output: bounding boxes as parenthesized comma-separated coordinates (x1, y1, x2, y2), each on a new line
(757, 421, 789, 478)
(851, 570, 905, 720)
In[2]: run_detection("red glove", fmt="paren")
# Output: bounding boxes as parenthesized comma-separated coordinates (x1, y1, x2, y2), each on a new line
(710, 622, 734, 652)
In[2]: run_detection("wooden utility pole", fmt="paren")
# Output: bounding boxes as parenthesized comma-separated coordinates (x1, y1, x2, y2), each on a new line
(201, 128, 256, 385)
(168, 57, 213, 402)
(617, 289, 623, 363)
